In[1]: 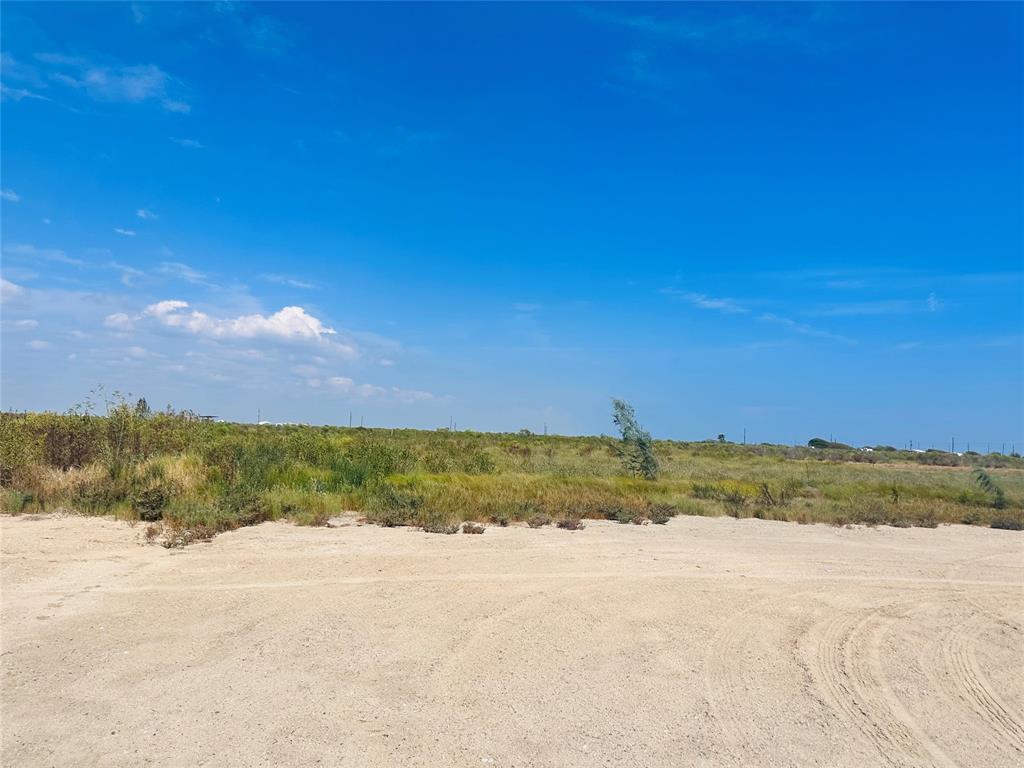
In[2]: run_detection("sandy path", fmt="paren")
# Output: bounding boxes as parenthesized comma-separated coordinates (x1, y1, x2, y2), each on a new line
(2, 514, 1022, 767)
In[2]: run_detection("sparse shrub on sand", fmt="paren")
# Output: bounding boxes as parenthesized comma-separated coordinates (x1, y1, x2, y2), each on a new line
(990, 515, 1023, 531)
(462, 522, 485, 534)
(527, 513, 551, 528)
(556, 517, 584, 530)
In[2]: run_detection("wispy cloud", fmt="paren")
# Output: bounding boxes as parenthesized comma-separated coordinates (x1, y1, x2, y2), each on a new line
(758, 313, 855, 345)
(110, 262, 145, 287)
(136, 208, 158, 220)
(170, 137, 204, 149)
(4, 243, 83, 266)
(825, 279, 868, 289)
(26, 53, 190, 112)
(1, 188, 21, 202)
(159, 261, 212, 286)
(0, 83, 54, 103)
(582, 4, 844, 52)
(161, 99, 190, 114)
(114, 228, 136, 237)
(1, 278, 26, 302)
(260, 273, 315, 290)
(660, 288, 747, 314)
(318, 375, 435, 403)
(810, 297, 940, 317)
(26, 339, 51, 350)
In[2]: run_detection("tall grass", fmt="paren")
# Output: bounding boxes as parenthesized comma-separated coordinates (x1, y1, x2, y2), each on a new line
(1, 408, 1021, 541)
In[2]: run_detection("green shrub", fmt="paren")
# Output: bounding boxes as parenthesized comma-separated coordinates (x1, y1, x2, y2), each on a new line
(0, 489, 32, 513)
(132, 486, 168, 522)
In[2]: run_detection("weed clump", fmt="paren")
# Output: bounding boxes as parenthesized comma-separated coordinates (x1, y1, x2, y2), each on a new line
(649, 503, 676, 525)
(990, 515, 1023, 531)
(556, 517, 584, 530)
(527, 513, 551, 528)
(462, 522, 485, 534)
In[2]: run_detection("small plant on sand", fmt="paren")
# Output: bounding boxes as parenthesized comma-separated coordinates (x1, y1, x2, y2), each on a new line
(556, 517, 584, 530)
(649, 503, 676, 525)
(527, 513, 552, 528)
(462, 521, 485, 534)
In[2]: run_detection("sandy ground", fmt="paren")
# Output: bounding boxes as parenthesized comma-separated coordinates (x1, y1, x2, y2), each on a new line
(1, 514, 1022, 768)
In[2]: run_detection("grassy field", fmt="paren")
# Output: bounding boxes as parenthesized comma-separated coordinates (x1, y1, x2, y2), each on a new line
(1, 403, 1022, 542)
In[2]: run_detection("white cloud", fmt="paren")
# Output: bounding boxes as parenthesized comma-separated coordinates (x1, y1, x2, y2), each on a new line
(15, 319, 39, 329)
(104, 312, 136, 331)
(126, 346, 147, 358)
(136, 208, 158, 220)
(1, 278, 25, 302)
(260, 273, 315, 289)
(323, 376, 434, 402)
(110, 262, 145, 286)
(661, 288, 747, 314)
(1, 188, 20, 202)
(26, 340, 51, 350)
(379, 358, 395, 367)
(170, 137, 204, 148)
(34, 55, 187, 111)
(142, 300, 351, 351)
(4, 243, 83, 266)
(0, 83, 52, 103)
(758, 313, 855, 345)
(513, 302, 542, 313)
(159, 261, 210, 285)
(927, 292, 940, 312)
(114, 228, 136, 237)
(161, 99, 191, 114)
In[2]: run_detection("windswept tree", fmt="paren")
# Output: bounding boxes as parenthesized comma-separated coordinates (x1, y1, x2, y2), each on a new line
(611, 398, 659, 480)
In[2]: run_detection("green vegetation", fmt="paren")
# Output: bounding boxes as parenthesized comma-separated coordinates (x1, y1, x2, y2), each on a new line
(611, 399, 659, 480)
(2, 395, 1022, 543)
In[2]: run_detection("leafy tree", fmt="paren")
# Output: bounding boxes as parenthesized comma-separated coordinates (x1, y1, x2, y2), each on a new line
(611, 399, 658, 480)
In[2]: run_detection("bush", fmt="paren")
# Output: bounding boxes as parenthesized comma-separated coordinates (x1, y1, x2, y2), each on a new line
(462, 521, 485, 534)
(132, 486, 168, 522)
(527, 513, 551, 528)
(556, 517, 584, 530)
(649, 503, 676, 524)
(0, 489, 32, 513)
(990, 515, 1023, 531)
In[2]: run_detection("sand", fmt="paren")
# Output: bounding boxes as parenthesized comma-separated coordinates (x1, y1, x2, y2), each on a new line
(1, 513, 1022, 767)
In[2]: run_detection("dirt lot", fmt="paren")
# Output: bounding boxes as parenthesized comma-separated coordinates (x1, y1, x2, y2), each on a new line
(2, 514, 1022, 767)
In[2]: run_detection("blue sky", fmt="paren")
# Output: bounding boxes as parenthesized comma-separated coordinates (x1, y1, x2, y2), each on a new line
(1, 2, 1021, 448)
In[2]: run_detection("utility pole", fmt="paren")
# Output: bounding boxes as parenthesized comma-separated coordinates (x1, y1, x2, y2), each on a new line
(543, 422, 548, 436)
(349, 411, 352, 428)
(743, 427, 746, 445)
(951, 437, 955, 453)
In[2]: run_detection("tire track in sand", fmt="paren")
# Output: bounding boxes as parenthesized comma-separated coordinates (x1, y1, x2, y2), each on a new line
(807, 600, 957, 768)
(940, 613, 1024, 754)
(700, 589, 818, 761)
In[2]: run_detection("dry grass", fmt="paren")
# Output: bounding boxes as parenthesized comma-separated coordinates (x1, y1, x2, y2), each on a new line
(2, 411, 1022, 542)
